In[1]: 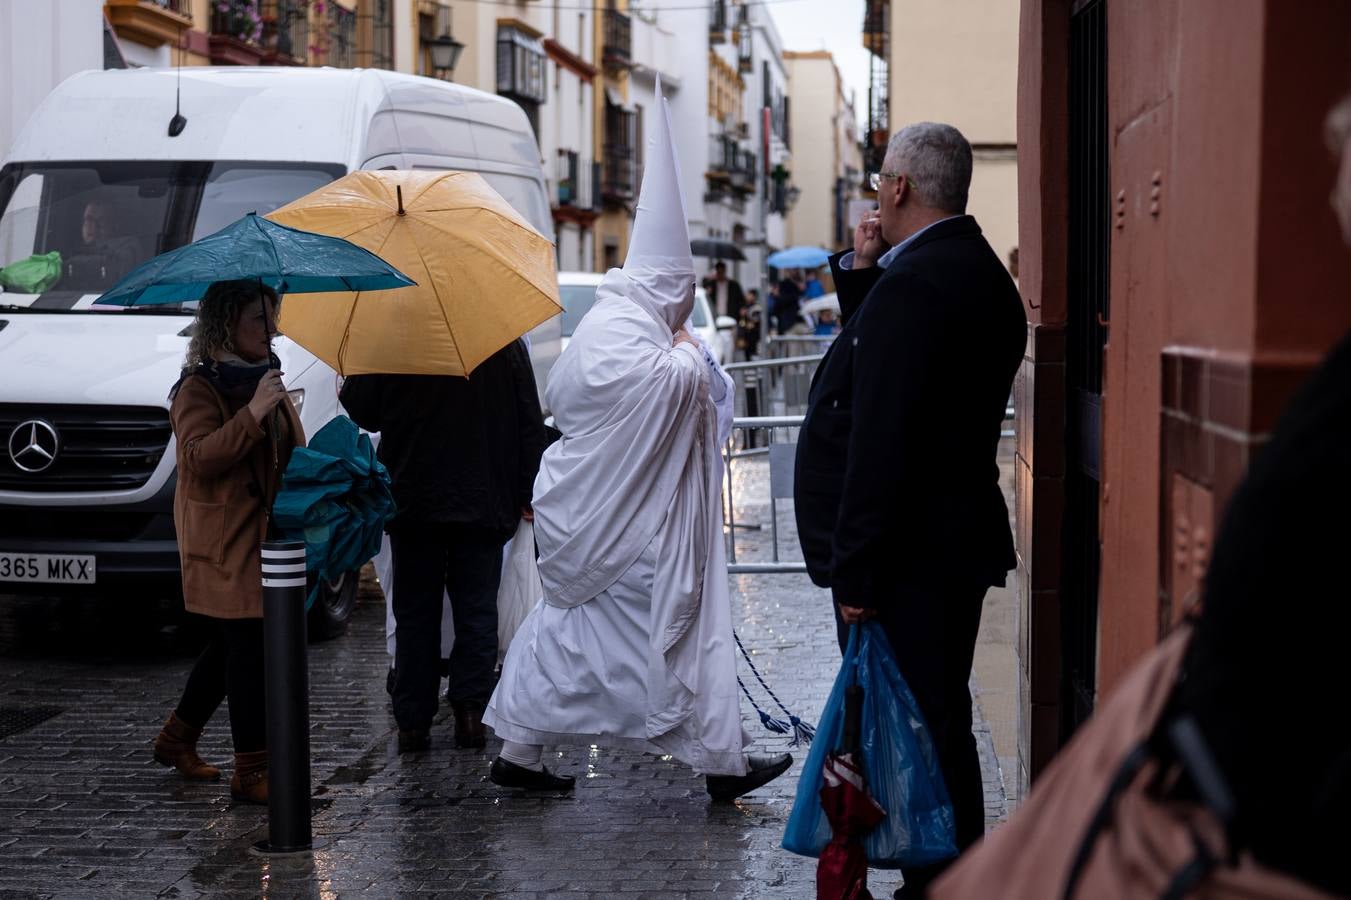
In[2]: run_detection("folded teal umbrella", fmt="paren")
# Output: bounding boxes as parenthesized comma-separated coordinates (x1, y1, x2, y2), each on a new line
(273, 416, 395, 609)
(94, 212, 415, 307)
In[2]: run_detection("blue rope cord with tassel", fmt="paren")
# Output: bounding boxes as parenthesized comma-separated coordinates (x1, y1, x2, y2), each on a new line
(732, 628, 816, 746)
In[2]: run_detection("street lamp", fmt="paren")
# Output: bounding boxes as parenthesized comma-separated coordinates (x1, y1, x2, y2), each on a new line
(429, 31, 465, 77)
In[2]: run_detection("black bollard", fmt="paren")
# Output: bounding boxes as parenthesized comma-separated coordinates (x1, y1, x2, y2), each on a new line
(256, 540, 312, 854)
(745, 375, 761, 449)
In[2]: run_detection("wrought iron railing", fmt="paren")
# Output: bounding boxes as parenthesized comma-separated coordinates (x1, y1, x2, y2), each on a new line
(602, 144, 635, 201)
(602, 7, 631, 69)
(210, 0, 264, 45)
(326, 3, 356, 68)
(556, 150, 600, 211)
(262, 0, 308, 63)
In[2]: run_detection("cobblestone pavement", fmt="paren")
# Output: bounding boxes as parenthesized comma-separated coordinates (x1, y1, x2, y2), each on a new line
(0, 459, 1008, 898)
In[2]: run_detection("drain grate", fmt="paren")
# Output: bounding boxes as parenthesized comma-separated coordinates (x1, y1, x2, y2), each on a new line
(0, 705, 64, 740)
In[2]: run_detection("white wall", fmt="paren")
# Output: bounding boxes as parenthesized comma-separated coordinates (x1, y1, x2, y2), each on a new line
(1, 0, 104, 159)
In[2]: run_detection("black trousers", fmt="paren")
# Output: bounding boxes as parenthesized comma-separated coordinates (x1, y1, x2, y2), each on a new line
(175, 617, 266, 753)
(389, 522, 505, 731)
(835, 578, 990, 897)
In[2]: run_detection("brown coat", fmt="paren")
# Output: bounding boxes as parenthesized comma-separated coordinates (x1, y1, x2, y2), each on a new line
(170, 375, 304, 619)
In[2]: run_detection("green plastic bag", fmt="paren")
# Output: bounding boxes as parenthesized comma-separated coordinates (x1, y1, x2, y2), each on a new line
(0, 251, 62, 293)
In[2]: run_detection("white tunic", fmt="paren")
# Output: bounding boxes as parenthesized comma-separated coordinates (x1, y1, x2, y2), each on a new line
(484, 265, 748, 776)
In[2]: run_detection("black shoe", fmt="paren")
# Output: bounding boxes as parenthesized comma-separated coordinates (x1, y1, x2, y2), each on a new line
(397, 728, 431, 754)
(453, 705, 487, 750)
(705, 752, 793, 802)
(489, 757, 575, 792)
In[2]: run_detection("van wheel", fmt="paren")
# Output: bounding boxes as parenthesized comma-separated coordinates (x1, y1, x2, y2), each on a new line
(308, 571, 357, 641)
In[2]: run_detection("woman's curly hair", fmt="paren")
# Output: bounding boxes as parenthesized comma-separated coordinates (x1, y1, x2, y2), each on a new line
(183, 280, 279, 370)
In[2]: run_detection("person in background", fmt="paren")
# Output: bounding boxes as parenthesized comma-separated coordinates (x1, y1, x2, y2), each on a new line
(340, 339, 545, 754)
(701, 260, 746, 323)
(803, 267, 826, 300)
(813, 307, 839, 336)
(154, 280, 304, 806)
(771, 270, 804, 334)
(68, 199, 140, 287)
(794, 122, 1026, 898)
(737, 287, 762, 359)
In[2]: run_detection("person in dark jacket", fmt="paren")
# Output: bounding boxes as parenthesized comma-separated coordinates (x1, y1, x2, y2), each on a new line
(771, 272, 804, 334)
(794, 122, 1027, 898)
(701, 260, 746, 322)
(340, 339, 545, 753)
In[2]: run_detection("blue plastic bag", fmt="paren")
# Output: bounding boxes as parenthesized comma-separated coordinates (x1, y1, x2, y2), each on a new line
(782, 622, 958, 869)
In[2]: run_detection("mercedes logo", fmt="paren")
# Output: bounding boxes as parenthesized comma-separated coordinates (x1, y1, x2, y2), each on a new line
(8, 419, 60, 473)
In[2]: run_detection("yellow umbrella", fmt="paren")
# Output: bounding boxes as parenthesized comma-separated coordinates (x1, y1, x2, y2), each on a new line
(266, 170, 560, 376)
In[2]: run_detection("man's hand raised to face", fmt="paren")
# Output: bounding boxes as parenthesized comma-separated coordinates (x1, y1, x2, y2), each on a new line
(853, 211, 889, 269)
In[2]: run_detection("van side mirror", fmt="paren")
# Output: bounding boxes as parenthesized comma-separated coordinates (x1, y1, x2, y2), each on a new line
(716, 315, 736, 331)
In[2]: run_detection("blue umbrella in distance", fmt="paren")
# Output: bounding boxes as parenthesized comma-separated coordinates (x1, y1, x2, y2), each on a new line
(767, 245, 832, 269)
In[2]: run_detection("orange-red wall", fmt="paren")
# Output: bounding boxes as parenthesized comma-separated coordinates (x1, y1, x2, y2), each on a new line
(1018, 0, 1351, 781)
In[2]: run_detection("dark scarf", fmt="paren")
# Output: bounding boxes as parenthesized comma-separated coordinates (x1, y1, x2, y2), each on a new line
(169, 353, 279, 414)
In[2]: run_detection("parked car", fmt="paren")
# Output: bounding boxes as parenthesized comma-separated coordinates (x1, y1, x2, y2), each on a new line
(0, 67, 561, 636)
(558, 270, 733, 363)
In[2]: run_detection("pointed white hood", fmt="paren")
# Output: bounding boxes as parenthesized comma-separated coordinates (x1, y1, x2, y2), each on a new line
(603, 78, 696, 332)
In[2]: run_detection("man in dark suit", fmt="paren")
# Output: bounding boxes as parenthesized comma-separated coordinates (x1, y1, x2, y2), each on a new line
(701, 260, 746, 322)
(794, 122, 1027, 897)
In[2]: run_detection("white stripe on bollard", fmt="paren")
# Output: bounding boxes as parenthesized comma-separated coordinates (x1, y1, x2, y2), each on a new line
(261, 562, 308, 575)
(262, 576, 308, 587)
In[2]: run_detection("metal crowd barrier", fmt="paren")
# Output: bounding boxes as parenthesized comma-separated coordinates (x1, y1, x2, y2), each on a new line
(724, 353, 826, 421)
(719, 355, 1017, 574)
(724, 415, 807, 575)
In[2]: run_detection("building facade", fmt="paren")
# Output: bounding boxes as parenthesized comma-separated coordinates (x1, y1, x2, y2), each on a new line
(860, 0, 1018, 268)
(1, 0, 106, 159)
(42, 0, 792, 281)
(1015, 0, 1351, 793)
(784, 50, 862, 253)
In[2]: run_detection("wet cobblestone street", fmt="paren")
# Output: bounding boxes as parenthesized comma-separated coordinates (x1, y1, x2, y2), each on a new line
(0, 460, 1009, 898)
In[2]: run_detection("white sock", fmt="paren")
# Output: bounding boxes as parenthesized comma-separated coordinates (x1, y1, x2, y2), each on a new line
(500, 740, 544, 771)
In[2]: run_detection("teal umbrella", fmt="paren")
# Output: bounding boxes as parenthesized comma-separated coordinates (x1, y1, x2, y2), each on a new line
(94, 212, 415, 307)
(272, 416, 395, 609)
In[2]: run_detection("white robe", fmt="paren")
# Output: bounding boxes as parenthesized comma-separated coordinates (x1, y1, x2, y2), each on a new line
(484, 266, 748, 776)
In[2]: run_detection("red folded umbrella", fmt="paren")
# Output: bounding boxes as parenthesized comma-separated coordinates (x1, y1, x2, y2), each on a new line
(817, 682, 887, 900)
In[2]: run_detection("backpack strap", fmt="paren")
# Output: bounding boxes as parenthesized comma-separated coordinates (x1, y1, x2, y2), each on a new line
(1061, 741, 1152, 900)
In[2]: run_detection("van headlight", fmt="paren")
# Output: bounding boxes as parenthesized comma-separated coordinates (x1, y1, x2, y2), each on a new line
(287, 389, 305, 415)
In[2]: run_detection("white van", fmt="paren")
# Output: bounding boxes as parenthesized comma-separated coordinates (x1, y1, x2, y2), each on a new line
(0, 67, 561, 634)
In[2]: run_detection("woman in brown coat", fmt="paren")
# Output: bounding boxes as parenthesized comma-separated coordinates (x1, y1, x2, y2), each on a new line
(151, 279, 304, 805)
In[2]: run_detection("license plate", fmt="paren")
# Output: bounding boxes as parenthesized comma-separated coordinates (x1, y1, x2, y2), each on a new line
(0, 552, 97, 584)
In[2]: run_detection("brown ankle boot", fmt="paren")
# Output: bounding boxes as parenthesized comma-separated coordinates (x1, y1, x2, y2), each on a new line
(153, 712, 221, 780)
(230, 750, 268, 805)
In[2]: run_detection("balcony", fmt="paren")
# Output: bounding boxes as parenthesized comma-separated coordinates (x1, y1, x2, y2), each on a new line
(863, 0, 888, 56)
(602, 8, 631, 70)
(602, 145, 636, 203)
(105, 0, 193, 49)
(261, 0, 309, 65)
(209, 0, 265, 65)
(321, 4, 356, 68)
(707, 134, 757, 197)
(555, 150, 602, 222)
(709, 0, 728, 44)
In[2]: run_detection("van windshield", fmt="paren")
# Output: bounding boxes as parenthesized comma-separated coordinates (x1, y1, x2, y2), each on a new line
(0, 160, 343, 309)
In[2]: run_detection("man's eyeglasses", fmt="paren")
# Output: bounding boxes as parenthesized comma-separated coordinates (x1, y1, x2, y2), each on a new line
(868, 171, 908, 191)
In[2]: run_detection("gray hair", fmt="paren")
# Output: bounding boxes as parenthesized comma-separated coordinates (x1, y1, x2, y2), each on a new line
(884, 122, 973, 214)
